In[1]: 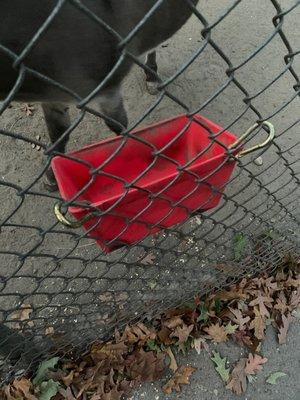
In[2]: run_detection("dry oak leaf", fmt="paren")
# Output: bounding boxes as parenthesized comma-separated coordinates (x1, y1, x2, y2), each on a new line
(163, 366, 196, 394)
(122, 323, 156, 345)
(126, 349, 165, 382)
(226, 358, 247, 395)
(249, 292, 273, 318)
(232, 330, 253, 349)
(229, 307, 250, 329)
(164, 316, 184, 330)
(141, 252, 156, 265)
(290, 287, 300, 308)
(21, 103, 35, 116)
(204, 323, 228, 343)
(9, 378, 37, 400)
(157, 326, 174, 345)
(215, 288, 247, 302)
(170, 323, 194, 344)
(278, 313, 293, 345)
(245, 353, 268, 375)
(274, 291, 290, 313)
(249, 306, 266, 340)
(91, 341, 128, 363)
(285, 274, 300, 288)
(192, 337, 209, 354)
(165, 347, 178, 372)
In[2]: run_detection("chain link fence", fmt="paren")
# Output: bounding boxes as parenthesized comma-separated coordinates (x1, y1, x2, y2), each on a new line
(0, 0, 299, 384)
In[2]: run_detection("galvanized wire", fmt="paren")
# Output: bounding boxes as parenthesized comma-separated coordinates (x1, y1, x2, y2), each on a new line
(0, 0, 299, 383)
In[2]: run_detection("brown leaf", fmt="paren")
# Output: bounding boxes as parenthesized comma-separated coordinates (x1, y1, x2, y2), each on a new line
(226, 358, 247, 395)
(21, 103, 35, 116)
(126, 349, 165, 382)
(170, 324, 194, 344)
(45, 326, 54, 336)
(215, 288, 247, 302)
(278, 313, 293, 345)
(245, 353, 268, 375)
(122, 323, 156, 345)
(91, 341, 128, 364)
(192, 337, 209, 354)
(164, 316, 184, 330)
(290, 287, 300, 308)
(157, 326, 174, 345)
(165, 347, 178, 372)
(204, 323, 228, 343)
(232, 330, 253, 349)
(249, 292, 273, 318)
(249, 306, 266, 340)
(141, 252, 155, 265)
(274, 291, 290, 313)
(229, 307, 250, 329)
(10, 303, 34, 330)
(101, 387, 124, 400)
(62, 370, 74, 387)
(285, 275, 300, 288)
(264, 276, 279, 294)
(11, 378, 37, 400)
(163, 366, 196, 394)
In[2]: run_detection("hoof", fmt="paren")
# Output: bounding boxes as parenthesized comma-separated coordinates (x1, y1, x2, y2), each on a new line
(146, 80, 160, 95)
(43, 168, 58, 192)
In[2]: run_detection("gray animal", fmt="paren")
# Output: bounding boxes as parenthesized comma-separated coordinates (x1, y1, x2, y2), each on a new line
(0, 0, 198, 189)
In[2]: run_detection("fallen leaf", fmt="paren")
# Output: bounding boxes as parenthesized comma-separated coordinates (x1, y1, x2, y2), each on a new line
(274, 291, 290, 313)
(192, 337, 209, 354)
(226, 358, 247, 395)
(163, 366, 196, 394)
(126, 349, 165, 382)
(197, 303, 208, 322)
(141, 253, 155, 265)
(164, 316, 184, 330)
(225, 322, 238, 334)
(10, 303, 34, 330)
(33, 357, 60, 386)
(11, 378, 37, 400)
(211, 351, 230, 383)
(249, 306, 266, 340)
(216, 288, 247, 301)
(204, 323, 228, 343)
(266, 371, 287, 385)
(229, 308, 250, 329)
(249, 292, 273, 318)
(232, 330, 253, 349)
(245, 353, 268, 375)
(45, 327, 54, 336)
(62, 371, 74, 387)
(122, 323, 156, 345)
(278, 313, 293, 345)
(234, 233, 247, 261)
(170, 324, 194, 344)
(290, 287, 300, 308)
(165, 347, 178, 372)
(292, 306, 300, 319)
(21, 103, 35, 116)
(38, 379, 60, 400)
(157, 326, 173, 345)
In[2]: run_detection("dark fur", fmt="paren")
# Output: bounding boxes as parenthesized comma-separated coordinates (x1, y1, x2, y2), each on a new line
(0, 0, 198, 186)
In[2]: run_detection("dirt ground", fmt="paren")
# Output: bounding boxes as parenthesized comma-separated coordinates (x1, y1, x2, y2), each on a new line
(0, 0, 299, 385)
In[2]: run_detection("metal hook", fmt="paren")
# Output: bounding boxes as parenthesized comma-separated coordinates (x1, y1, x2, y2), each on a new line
(54, 202, 96, 229)
(229, 121, 275, 158)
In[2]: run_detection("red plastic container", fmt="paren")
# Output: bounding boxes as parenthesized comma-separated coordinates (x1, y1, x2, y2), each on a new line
(52, 114, 239, 252)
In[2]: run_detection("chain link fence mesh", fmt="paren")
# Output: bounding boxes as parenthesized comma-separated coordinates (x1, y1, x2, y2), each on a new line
(0, 0, 299, 384)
